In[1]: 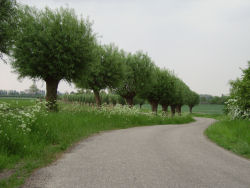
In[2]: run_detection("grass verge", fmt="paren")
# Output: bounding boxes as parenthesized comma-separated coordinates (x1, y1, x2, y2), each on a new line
(205, 119, 250, 159)
(193, 112, 250, 159)
(0, 101, 194, 188)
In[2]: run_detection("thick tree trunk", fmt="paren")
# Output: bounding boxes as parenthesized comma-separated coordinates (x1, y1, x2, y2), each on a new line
(189, 105, 193, 113)
(176, 105, 182, 116)
(162, 104, 168, 113)
(94, 90, 101, 107)
(125, 97, 134, 107)
(170, 105, 176, 116)
(175, 106, 179, 113)
(45, 78, 60, 111)
(139, 104, 142, 109)
(150, 101, 158, 114)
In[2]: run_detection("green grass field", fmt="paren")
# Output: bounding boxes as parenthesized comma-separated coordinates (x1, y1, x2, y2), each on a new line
(137, 103, 225, 114)
(0, 98, 193, 188)
(0, 98, 36, 108)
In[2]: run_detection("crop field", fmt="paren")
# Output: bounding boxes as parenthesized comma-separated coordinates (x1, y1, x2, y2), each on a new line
(137, 104, 225, 115)
(0, 98, 36, 108)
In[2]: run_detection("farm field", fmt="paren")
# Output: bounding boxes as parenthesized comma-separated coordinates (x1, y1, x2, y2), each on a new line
(0, 98, 36, 108)
(137, 103, 224, 114)
(0, 98, 193, 187)
(0, 97, 224, 114)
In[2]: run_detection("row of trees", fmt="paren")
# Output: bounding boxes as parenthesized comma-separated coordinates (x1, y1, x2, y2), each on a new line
(72, 48, 200, 114)
(1, 2, 199, 113)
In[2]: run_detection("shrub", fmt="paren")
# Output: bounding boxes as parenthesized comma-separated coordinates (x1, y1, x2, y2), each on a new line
(224, 98, 250, 119)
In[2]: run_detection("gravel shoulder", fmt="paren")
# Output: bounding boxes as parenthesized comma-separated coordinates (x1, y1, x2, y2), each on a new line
(23, 118, 250, 188)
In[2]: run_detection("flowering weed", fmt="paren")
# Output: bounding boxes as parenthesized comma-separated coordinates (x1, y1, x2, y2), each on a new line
(0, 101, 47, 157)
(225, 98, 250, 120)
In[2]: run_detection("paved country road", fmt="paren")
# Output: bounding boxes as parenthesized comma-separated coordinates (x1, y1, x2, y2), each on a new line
(23, 118, 250, 188)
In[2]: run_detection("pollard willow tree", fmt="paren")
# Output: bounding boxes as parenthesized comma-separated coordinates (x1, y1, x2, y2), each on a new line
(11, 6, 96, 110)
(186, 90, 200, 113)
(158, 71, 176, 113)
(115, 51, 155, 106)
(74, 44, 125, 106)
(174, 78, 190, 115)
(145, 68, 175, 113)
(168, 77, 189, 116)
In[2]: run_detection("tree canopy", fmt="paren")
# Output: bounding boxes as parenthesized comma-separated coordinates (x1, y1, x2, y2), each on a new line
(227, 62, 250, 118)
(0, 0, 17, 60)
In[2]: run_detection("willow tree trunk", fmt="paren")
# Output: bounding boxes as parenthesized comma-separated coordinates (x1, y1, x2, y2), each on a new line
(170, 105, 176, 116)
(150, 101, 158, 114)
(162, 104, 168, 113)
(125, 97, 134, 107)
(189, 105, 193, 113)
(45, 78, 60, 111)
(176, 105, 182, 116)
(94, 90, 101, 107)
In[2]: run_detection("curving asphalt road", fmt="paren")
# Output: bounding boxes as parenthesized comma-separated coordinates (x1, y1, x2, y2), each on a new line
(23, 118, 250, 188)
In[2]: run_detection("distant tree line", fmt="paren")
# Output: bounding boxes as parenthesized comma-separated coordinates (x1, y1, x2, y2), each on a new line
(1, 2, 200, 113)
(0, 81, 46, 98)
(0, 89, 45, 98)
(199, 94, 228, 105)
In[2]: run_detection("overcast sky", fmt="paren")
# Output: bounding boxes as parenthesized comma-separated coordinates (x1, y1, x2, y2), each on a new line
(1, 0, 249, 95)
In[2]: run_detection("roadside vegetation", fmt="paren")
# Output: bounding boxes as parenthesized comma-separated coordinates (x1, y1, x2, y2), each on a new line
(205, 119, 250, 158)
(205, 62, 250, 159)
(0, 98, 193, 187)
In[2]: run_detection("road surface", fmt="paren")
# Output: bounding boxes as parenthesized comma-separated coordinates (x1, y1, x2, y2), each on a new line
(24, 118, 250, 188)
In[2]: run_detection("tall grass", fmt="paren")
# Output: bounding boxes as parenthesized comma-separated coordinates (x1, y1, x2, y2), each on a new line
(205, 119, 250, 158)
